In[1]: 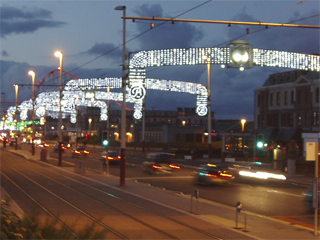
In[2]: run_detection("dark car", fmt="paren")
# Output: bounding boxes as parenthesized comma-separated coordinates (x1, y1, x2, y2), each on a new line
(194, 163, 234, 185)
(9, 138, 17, 146)
(142, 152, 180, 174)
(100, 151, 121, 165)
(71, 146, 90, 157)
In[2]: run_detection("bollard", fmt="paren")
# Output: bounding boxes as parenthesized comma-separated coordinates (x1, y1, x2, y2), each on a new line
(190, 189, 199, 214)
(235, 201, 248, 232)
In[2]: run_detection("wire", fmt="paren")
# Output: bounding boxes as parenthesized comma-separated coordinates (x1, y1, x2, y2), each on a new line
(66, 0, 213, 75)
(214, 13, 320, 48)
(155, 0, 241, 19)
(259, 0, 307, 23)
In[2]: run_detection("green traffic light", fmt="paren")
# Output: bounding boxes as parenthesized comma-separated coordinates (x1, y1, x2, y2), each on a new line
(257, 141, 263, 148)
(103, 140, 109, 146)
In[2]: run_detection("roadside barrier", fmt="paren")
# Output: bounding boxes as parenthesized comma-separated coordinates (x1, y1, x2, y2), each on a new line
(74, 158, 103, 174)
(235, 201, 248, 232)
(190, 189, 199, 214)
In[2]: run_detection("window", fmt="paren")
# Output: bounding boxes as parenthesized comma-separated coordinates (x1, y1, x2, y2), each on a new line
(313, 112, 319, 126)
(284, 91, 288, 105)
(281, 113, 286, 126)
(273, 113, 279, 127)
(270, 93, 273, 106)
(316, 87, 319, 103)
(288, 113, 293, 127)
(276, 92, 281, 106)
(297, 90, 301, 103)
(291, 90, 295, 104)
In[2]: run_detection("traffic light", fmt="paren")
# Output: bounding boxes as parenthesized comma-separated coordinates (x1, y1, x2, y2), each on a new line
(85, 133, 89, 140)
(257, 141, 264, 148)
(102, 131, 108, 146)
(256, 134, 264, 148)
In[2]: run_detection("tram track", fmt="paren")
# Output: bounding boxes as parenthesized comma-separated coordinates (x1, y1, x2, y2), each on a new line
(1, 151, 224, 240)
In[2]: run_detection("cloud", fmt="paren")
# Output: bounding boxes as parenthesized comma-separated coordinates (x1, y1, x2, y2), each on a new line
(226, 8, 320, 54)
(0, 6, 66, 37)
(2, 50, 9, 57)
(85, 42, 122, 63)
(133, 3, 204, 50)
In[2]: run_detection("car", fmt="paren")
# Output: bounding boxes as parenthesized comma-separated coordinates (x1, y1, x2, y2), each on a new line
(62, 142, 71, 149)
(38, 142, 49, 148)
(71, 146, 90, 157)
(9, 138, 17, 146)
(142, 152, 180, 174)
(100, 151, 121, 165)
(194, 163, 234, 185)
(53, 143, 66, 152)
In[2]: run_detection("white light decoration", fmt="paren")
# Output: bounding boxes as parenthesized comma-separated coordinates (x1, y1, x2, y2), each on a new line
(7, 44, 319, 123)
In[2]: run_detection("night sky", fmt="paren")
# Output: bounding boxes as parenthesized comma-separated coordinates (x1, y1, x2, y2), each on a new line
(1, 0, 319, 120)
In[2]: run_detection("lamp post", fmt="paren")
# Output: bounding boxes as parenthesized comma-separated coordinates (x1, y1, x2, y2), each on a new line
(142, 98, 146, 158)
(13, 84, 19, 150)
(74, 94, 79, 147)
(54, 51, 63, 166)
(88, 118, 92, 136)
(241, 118, 246, 154)
(203, 55, 212, 159)
(1, 92, 5, 118)
(28, 70, 36, 155)
(115, 5, 127, 187)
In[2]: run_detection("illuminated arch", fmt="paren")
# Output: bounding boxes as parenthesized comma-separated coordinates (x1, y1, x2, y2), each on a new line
(7, 44, 320, 123)
(128, 46, 320, 119)
(11, 77, 207, 123)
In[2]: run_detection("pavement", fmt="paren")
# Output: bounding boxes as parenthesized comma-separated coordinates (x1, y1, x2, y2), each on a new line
(1, 145, 319, 240)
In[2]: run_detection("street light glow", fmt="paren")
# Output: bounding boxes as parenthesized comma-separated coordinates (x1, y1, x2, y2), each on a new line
(28, 70, 35, 77)
(54, 51, 63, 58)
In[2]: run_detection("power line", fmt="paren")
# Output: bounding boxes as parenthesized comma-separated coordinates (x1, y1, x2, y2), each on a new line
(67, 1, 213, 75)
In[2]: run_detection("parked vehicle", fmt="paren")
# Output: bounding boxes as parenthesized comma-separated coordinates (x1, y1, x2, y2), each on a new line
(194, 163, 234, 185)
(100, 151, 121, 165)
(142, 152, 180, 174)
(71, 146, 90, 157)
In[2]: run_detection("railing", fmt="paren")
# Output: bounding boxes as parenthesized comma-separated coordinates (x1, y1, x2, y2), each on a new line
(74, 158, 103, 174)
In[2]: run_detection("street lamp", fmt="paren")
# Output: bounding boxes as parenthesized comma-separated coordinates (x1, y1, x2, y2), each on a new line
(13, 84, 19, 150)
(241, 118, 246, 154)
(241, 119, 246, 132)
(115, 5, 127, 187)
(88, 118, 92, 136)
(203, 55, 212, 159)
(74, 94, 79, 146)
(54, 51, 63, 166)
(28, 70, 36, 155)
(1, 92, 5, 118)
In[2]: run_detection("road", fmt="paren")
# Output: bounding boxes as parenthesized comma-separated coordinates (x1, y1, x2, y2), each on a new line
(79, 147, 315, 227)
(51, 146, 311, 217)
(1, 144, 318, 233)
(3, 150, 246, 239)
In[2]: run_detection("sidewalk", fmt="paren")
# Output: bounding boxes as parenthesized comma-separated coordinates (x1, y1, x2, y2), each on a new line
(2, 146, 319, 239)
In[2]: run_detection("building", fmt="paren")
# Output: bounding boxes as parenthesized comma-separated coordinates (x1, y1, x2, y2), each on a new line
(254, 70, 320, 161)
